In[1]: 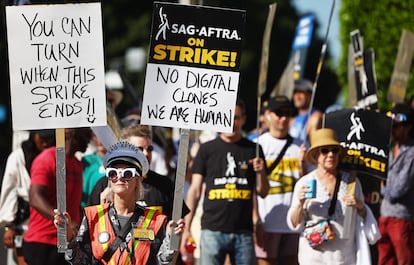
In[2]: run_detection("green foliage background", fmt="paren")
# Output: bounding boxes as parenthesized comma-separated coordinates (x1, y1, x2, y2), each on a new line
(338, 1, 414, 110)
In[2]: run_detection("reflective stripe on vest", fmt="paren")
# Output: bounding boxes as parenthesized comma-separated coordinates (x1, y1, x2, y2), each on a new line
(97, 205, 109, 253)
(126, 209, 156, 265)
(86, 205, 165, 265)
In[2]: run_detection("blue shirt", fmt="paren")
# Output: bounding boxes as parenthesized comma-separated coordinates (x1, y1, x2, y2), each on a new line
(380, 140, 414, 220)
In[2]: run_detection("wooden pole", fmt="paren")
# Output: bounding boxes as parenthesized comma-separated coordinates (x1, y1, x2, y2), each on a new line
(170, 128, 190, 250)
(256, 3, 277, 157)
(342, 171, 356, 239)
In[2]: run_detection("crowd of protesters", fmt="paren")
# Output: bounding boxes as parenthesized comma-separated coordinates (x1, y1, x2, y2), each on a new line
(0, 78, 414, 265)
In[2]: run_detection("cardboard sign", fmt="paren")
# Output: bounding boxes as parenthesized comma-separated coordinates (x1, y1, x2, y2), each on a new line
(387, 30, 414, 104)
(325, 108, 392, 180)
(292, 15, 315, 81)
(141, 2, 245, 132)
(271, 15, 315, 99)
(6, 3, 106, 130)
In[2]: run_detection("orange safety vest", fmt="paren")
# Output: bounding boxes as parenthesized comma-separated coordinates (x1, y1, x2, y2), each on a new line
(84, 204, 167, 265)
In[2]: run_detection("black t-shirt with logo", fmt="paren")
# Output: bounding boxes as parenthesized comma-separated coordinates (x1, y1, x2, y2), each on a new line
(192, 137, 264, 233)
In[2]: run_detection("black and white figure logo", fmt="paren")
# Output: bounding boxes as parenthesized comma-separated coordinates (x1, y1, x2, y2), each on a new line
(155, 7, 169, 41)
(347, 112, 365, 141)
(359, 68, 369, 96)
(225, 152, 236, 176)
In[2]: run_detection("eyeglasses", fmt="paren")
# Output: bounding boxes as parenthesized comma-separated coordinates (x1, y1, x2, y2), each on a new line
(106, 168, 139, 182)
(320, 147, 340, 155)
(138, 145, 154, 152)
(274, 109, 293, 117)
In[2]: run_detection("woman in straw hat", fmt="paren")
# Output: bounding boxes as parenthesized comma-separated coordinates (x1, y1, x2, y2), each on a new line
(53, 141, 184, 265)
(287, 128, 380, 264)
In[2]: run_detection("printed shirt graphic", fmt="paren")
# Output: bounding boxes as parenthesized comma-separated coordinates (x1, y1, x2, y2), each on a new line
(257, 133, 301, 233)
(191, 137, 259, 233)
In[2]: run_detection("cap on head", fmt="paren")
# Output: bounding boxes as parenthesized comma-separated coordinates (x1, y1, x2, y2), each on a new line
(104, 141, 149, 176)
(294, 79, 313, 92)
(263, 95, 292, 113)
(390, 103, 414, 125)
(305, 128, 345, 164)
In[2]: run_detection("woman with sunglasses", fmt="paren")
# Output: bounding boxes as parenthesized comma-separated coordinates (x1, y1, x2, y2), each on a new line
(287, 128, 379, 264)
(53, 141, 184, 265)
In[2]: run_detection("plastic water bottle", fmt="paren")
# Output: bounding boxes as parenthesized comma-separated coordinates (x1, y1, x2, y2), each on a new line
(182, 236, 196, 265)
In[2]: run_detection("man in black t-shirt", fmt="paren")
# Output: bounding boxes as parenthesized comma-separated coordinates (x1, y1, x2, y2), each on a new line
(180, 99, 269, 265)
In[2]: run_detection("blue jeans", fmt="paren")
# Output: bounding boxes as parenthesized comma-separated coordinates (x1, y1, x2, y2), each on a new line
(200, 229, 256, 265)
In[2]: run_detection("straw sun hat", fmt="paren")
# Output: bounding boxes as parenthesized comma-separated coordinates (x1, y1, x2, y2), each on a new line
(305, 128, 346, 164)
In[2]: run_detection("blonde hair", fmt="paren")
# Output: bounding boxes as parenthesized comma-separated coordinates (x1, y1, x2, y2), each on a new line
(135, 178, 144, 201)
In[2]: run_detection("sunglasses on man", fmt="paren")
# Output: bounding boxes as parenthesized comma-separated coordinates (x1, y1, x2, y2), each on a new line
(273, 109, 293, 117)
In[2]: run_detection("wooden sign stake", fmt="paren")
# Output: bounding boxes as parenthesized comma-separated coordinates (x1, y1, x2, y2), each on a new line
(170, 128, 190, 250)
(342, 171, 356, 239)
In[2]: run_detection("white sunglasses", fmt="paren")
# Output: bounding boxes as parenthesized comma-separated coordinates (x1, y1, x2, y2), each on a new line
(106, 168, 139, 182)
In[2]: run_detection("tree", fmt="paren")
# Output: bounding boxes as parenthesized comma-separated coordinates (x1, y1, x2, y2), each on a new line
(338, 0, 414, 110)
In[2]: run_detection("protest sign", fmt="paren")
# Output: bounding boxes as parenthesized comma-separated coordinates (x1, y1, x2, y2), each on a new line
(387, 30, 414, 104)
(271, 14, 314, 99)
(6, 3, 106, 252)
(6, 3, 106, 130)
(142, 2, 245, 250)
(325, 108, 392, 180)
(141, 2, 245, 133)
(350, 30, 378, 109)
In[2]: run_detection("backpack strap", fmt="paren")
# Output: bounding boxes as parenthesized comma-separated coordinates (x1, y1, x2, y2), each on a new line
(266, 135, 293, 175)
(101, 206, 142, 262)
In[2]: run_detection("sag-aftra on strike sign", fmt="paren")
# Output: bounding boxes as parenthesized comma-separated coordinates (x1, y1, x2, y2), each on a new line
(141, 2, 245, 133)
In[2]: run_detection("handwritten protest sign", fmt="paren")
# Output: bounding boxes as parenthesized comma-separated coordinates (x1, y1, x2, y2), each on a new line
(6, 3, 106, 130)
(141, 2, 245, 133)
